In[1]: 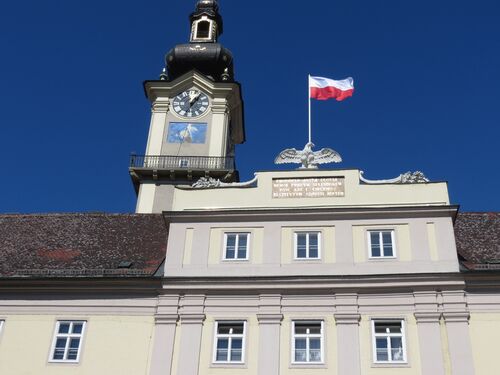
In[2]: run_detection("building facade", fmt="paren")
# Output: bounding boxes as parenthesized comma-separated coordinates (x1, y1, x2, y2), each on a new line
(0, 1, 499, 374)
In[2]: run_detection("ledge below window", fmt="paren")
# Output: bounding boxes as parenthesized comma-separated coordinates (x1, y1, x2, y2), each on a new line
(371, 362, 410, 368)
(289, 363, 328, 369)
(210, 363, 247, 369)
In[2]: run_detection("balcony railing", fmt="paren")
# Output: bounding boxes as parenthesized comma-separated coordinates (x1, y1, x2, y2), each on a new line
(130, 155, 235, 171)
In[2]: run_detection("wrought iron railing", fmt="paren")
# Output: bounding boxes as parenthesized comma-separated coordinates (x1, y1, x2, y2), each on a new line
(130, 155, 235, 170)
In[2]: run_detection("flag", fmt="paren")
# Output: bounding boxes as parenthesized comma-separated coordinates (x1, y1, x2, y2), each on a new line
(309, 76, 354, 101)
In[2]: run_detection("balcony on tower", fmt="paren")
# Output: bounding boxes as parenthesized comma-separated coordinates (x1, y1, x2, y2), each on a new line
(129, 154, 237, 192)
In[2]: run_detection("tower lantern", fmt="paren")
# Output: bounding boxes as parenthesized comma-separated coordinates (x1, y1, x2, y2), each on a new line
(189, 0, 223, 43)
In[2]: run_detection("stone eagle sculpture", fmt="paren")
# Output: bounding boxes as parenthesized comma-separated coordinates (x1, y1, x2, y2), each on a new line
(274, 142, 342, 169)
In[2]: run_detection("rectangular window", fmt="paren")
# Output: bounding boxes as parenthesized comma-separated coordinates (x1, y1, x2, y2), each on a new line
(49, 321, 86, 363)
(292, 321, 323, 363)
(224, 233, 249, 260)
(295, 232, 320, 259)
(372, 320, 406, 363)
(214, 321, 245, 363)
(368, 230, 395, 258)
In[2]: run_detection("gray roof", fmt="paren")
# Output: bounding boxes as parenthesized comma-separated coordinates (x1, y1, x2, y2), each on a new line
(0, 211, 498, 278)
(455, 212, 500, 270)
(0, 213, 167, 278)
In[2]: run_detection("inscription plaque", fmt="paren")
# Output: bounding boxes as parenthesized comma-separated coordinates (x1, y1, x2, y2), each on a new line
(272, 177, 345, 199)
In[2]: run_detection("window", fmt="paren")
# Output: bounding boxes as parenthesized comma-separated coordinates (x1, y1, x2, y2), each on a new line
(368, 230, 395, 258)
(214, 322, 245, 363)
(295, 232, 320, 259)
(179, 159, 190, 168)
(191, 17, 213, 41)
(224, 233, 249, 260)
(49, 321, 86, 363)
(196, 20, 211, 39)
(292, 321, 323, 363)
(372, 320, 406, 363)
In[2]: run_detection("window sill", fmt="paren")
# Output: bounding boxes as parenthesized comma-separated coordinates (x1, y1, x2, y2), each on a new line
(293, 258, 322, 262)
(289, 362, 327, 369)
(371, 362, 410, 368)
(210, 362, 247, 369)
(48, 361, 80, 365)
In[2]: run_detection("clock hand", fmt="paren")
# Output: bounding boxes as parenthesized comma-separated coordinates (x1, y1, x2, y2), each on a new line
(189, 92, 200, 105)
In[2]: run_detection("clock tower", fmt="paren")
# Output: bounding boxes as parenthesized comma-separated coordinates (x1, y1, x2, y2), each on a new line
(130, 0, 245, 213)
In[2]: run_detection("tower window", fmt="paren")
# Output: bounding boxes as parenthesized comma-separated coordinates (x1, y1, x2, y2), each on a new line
(196, 21, 211, 39)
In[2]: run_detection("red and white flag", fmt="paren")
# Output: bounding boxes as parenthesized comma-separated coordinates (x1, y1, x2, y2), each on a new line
(309, 76, 354, 101)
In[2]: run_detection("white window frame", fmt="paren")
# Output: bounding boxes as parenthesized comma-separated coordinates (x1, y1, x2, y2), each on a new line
(367, 230, 396, 258)
(192, 16, 214, 41)
(291, 320, 324, 364)
(294, 231, 321, 260)
(223, 232, 250, 261)
(371, 320, 407, 364)
(49, 321, 86, 363)
(212, 321, 246, 364)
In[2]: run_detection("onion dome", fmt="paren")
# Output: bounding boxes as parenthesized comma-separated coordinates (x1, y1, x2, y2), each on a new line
(165, 0, 234, 82)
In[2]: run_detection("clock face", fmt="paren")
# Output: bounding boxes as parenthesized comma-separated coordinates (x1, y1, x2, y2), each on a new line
(172, 89, 210, 118)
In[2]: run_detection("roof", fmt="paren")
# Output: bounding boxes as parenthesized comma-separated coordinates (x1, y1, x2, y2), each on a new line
(455, 212, 500, 270)
(0, 213, 167, 278)
(0, 211, 498, 278)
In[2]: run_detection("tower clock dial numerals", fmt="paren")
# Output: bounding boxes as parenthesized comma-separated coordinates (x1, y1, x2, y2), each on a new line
(172, 89, 210, 118)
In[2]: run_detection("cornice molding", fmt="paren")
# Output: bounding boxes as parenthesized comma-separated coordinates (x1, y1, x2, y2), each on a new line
(257, 313, 283, 324)
(179, 313, 206, 324)
(442, 312, 470, 323)
(143, 71, 242, 104)
(334, 313, 361, 325)
(152, 100, 170, 113)
(163, 205, 459, 224)
(0, 277, 162, 292)
(155, 314, 179, 325)
(414, 312, 442, 323)
(160, 273, 466, 292)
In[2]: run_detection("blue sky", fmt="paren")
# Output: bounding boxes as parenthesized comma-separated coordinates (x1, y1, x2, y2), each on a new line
(0, 0, 498, 213)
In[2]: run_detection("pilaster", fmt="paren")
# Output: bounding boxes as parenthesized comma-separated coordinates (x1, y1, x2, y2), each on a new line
(413, 292, 445, 375)
(146, 98, 170, 156)
(334, 294, 361, 375)
(442, 291, 475, 375)
(149, 295, 179, 375)
(335, 222, 354, 264)
(409, 221, 431, 261)
(209, 99, 229, 156)
(176, 295, 206, 375)
(257, 294, 282, 375)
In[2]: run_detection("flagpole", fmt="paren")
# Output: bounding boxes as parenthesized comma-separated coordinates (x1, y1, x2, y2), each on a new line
(308, 74, 312, 143)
